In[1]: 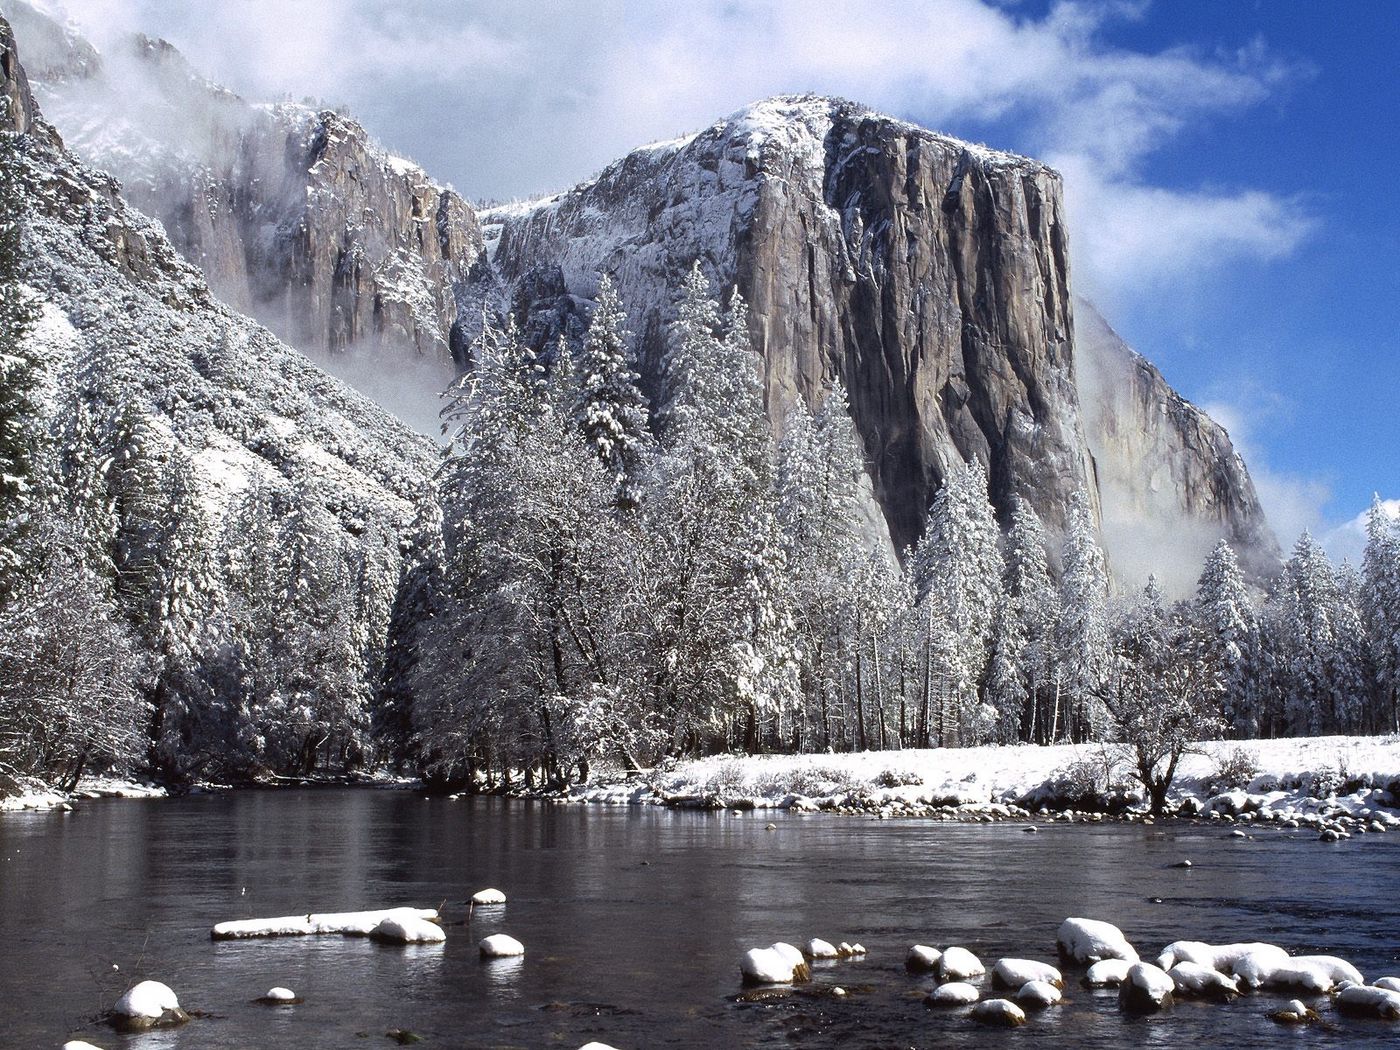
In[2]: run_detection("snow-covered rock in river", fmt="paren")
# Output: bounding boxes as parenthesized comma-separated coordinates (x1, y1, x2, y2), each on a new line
(937, 946, 984, 981)
(1268, 999, 1319, 1025)
(1155, 940, 1287, 974)
(1336, 984, 1400, 1020)
(108, 981, 188, 1031)
(805, 938, 839, 960)
(741, 944, 809, 985)
(1082, 959, 1132, 987)
(1375, 977, 1400, 992)
(479, 934, 525, 959)
(1254, 955, 1364, 993)
(1118, 963, 1175, 1014)
(257, 987, 301, 1004)
(926, 982, 980, 1006)
(906, 945, 941, 973)
(1058, 918, 1138, 964)
(971, 999, 1026, 1027)
(471, 888, 507, 906)
(1016, 980, 1063, 1007)
(211, 907, 441, 940)
(992, 958, 1062, 989)
(63, 1042, 106, 1050)
(1167, 962, 1239, 1000)
(369, 913, 446, 945)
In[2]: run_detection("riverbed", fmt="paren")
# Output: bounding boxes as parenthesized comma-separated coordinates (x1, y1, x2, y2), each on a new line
(2, 790, 1397, 1048)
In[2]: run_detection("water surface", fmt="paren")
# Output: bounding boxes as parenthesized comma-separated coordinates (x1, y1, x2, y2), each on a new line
(2, 790, 1398, 1048)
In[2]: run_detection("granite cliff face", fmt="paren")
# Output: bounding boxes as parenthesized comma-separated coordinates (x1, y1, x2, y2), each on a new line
(479, 95, 1276, 571)
(484, 97, 1093, 552)
(1076, 301, 1280, 584)
(3, 1, 483, 363)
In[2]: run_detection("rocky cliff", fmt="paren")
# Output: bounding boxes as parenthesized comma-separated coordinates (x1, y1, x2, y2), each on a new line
(483, 96, 1093, 552)
(2, 0, 483, 363)
(1076, 301, 1280, 585)
(1, 12, 437, 648)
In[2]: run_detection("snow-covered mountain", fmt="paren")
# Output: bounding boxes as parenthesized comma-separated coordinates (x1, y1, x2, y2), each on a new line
(1, 10, 437, 731)
(5, 1, 1277, 581)
(478, 94, 1276, 570)
(1, 0, 482, 364)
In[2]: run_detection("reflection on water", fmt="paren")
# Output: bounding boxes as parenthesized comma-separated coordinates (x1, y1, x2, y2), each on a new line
(1, 791, 1398, 1049)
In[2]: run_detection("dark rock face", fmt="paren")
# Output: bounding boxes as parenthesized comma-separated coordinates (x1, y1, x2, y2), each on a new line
(483, 96, 1094, 552)
(481, 95, 1276, 569)
(1076, 300, 1280, 583)
(5, 4, 483, 362)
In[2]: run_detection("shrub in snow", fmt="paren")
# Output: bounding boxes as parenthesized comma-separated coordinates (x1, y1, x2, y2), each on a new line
(1168, 962, 1239, 1001)
(1082, 959, 1132, 987)
(471, 888, 507, 905)
(992, 958, 1062, 989)
(925, 982, 980, 1006)
(370, 914, 446, 944)
(1057, 918, 1138, 964)
(971, 999, 1026, 1027)
(1268, 999, 1319, 1025)
(906, 945, 941, 973)
(806, 938, 839, 959)
(108, 981, 188, 1031)
(1336, 984, 1400, 1020)
(937, 946, 984, 980)
(479, 934, 525, 959)
(1118, 963, 1174, 1014)
(1016, 980, 1062, 1007)
(1207, 746, 1260, 795)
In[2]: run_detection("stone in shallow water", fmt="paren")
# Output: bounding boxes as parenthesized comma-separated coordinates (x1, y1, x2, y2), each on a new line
(906, 945, 941, 973)
(925, 982, 980, 1007)
(480, 934, 526, 959)
(471, 888, 507, 905)
(971, 998, 1026, 1027)
(108, 981, 189, 1032)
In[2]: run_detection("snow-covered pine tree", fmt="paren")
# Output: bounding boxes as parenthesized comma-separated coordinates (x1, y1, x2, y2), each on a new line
(1195, 539, 1260, 736)
(1274, 532, 1352, 736)
(0, 130, 41, 602)
(575, 274, 652, 508)
(1001, 497, 1057, 743)
(909, 461, 1003, 745)
(1361, 497, 1400, 732)
(1053, 491, 1111, 742)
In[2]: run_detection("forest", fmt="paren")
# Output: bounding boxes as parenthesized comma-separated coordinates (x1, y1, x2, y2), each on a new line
(1, 128, 1398, 795)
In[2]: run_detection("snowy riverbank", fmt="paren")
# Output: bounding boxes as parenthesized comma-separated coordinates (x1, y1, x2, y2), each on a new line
(567, 736, 1400, 832)
(0, 777, 168, 812)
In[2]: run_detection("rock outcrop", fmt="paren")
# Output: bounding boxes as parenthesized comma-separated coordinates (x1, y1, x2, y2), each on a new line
(483, 96, 1092, 552)
(1076, 300, 1279, 584)
(3, 0, 483, 362)
(479, 95, 1276, 570)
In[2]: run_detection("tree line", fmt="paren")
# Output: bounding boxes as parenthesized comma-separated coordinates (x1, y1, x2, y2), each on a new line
(388, 266, 1400, 791)
(2, 117, 1397, 793)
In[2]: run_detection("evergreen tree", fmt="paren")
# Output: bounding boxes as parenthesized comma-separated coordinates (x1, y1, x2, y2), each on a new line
(0, 131, 41, 602)
(1054, 491, 1111, 742)
(1001, 497, 1057, 742)
(1195, 539, 1259, 736)
(1361, 497, 1400, 732)
(575, 275, 652, 508)
(909, 461, 1003, 745)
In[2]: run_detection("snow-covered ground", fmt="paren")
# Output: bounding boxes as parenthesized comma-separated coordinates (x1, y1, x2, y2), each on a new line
(568, 736, 1400, 832)
(0, 777, 167, 812)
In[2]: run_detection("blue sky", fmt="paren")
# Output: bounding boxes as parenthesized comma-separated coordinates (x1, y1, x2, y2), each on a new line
(67, 0, 1400, 553)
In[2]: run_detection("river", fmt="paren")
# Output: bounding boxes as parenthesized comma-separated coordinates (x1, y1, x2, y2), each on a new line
(1, 790, 1397, 1048)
